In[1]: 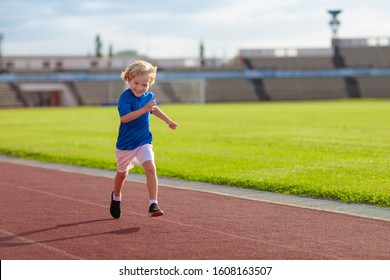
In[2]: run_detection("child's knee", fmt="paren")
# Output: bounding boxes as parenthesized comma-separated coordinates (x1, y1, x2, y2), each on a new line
(143, 161, 156, 175)
(116, 171, 128, 180)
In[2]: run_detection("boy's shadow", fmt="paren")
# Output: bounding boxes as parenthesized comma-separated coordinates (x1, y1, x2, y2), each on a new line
(1, 218, 140, 247)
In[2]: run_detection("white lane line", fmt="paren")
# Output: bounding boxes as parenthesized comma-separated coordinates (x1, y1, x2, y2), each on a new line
(0, 228, 84, 260)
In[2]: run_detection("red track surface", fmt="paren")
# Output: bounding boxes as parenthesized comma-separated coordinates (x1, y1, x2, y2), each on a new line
(1, 161, 389, 260)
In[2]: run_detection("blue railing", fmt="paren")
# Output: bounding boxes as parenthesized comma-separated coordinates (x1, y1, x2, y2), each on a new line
(2, 68, 390, 82)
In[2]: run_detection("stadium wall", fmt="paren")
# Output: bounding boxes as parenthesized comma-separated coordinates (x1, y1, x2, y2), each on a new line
(1, 39, 390, 107)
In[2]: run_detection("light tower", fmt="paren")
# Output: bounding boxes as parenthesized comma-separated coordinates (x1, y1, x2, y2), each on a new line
(328, 9, 344, 67)
(0, 33, 3, 72)
(328, 10, 342, 38)
(327, 10, 360, 98)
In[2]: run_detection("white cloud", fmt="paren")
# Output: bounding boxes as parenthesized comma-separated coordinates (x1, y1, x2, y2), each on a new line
(77, 1, 112, 11)
(340, 6, 390, 38)
(187, 0, 306, 25)
(147, 36, 198, 58)
(2, 0, 390, 58)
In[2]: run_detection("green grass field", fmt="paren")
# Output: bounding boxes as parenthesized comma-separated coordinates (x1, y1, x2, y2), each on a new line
(0, 99, 389, 207)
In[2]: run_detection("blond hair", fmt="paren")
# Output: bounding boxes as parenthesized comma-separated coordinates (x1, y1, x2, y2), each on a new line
(120, 60, 157, 85)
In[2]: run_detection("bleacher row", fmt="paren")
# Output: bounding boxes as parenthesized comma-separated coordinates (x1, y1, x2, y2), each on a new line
(1, 75, 390, 108)
(0, 83, 22, 107)
(341, 47, 390, 68)
(247, 57, 333, 70)
(203, 77, 390, 101)
(241, 46, 390, 69)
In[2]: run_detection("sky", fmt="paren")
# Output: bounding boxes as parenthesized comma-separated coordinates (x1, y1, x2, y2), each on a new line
(1, 0, 390, 59)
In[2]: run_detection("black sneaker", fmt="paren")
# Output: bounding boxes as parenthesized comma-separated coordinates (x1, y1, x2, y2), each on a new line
(110, 191, 121, 219)
(149, 203, 164, 217)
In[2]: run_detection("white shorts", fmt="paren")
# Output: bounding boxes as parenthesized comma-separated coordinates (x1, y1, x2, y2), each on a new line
(116, 144, 154, 173)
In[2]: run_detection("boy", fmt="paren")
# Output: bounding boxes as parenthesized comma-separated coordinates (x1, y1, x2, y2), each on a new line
(110, 60, 178, 219)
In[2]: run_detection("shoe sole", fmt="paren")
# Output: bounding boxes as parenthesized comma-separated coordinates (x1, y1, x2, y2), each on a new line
(149, 210, 164, 218)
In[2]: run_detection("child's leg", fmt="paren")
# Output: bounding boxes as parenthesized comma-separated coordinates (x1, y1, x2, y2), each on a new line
(142, 160, 158, 200)
(143, 160, 164, 217)
(110, 170, 127, 219)
(114, 171, 128, 197)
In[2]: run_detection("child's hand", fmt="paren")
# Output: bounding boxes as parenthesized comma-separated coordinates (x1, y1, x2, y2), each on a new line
(143, 100, 156, 113)
(167, 120, 179, 130)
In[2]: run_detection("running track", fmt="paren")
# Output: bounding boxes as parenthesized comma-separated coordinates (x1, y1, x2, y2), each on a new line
(1, 159, 389, 260)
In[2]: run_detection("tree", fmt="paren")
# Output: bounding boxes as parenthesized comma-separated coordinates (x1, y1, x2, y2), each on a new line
(95, 34, 102, 57)
(108, 44, 113, 58)
(199, 40, 205, 67)
(115, 50, 139, 57)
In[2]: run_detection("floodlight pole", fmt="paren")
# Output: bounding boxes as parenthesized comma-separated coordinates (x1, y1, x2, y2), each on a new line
(328, 10, 342, 44)
(328, 9, 344, 68)
(327, 10, 361, 98)
(0, 33, 3, 72)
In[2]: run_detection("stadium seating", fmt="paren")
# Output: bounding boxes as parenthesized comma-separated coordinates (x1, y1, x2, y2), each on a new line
(1, 39, 390, 108)
(263, 78, 347, 100)
(247, 57, 333, 70)
(0, 82, 23, 107)
(149, 83, 172, 104)
(74, 81, 125, 106)
(205, 79, 258, 102)
(74, 81, 182, 105)
(358, 76, 390, 98)
(340, 47, 390, 68)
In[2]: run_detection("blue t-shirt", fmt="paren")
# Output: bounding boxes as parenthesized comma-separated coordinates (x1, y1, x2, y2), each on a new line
(116, 89, 155, 150)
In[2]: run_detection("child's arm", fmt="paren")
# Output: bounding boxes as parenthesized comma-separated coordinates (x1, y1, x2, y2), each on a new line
(152, 106, 179, 130)
(120, 100, 156, 123)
